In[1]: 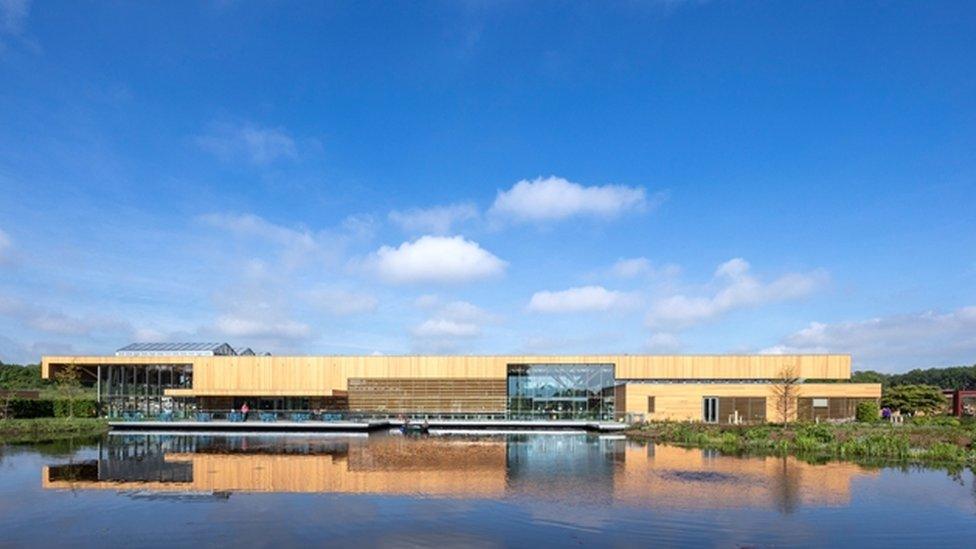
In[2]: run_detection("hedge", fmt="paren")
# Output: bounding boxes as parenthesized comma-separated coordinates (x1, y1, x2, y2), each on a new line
(1, 398, 98, 419)
(856, 400, 880, 423)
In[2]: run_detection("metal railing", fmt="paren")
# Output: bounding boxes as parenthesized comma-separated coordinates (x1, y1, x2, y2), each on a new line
(114, 409, 636, 423)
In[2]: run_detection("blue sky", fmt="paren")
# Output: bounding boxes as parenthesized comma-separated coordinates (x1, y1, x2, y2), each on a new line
(0, 1, 974, 371)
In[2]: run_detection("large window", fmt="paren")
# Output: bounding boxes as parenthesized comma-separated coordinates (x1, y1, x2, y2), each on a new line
(507, 364, 615, 420)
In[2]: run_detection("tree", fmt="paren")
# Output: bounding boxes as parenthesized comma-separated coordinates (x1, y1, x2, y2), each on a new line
(54, 364, 83, 419)
(771, 366, 801, 424)
(881, 384, 947, 416)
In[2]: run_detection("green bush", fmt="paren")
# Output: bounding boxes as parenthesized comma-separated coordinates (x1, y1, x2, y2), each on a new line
(797, 423, 835, 444)
(2, 398, 96, 418)
(53, 399, 98, 418)
(922, 442, 966, 462)
(910, 415, 960, 427)
(744, 426, 772, 441)
(6, 398, 54, 418)
(856, 401, 880, 423)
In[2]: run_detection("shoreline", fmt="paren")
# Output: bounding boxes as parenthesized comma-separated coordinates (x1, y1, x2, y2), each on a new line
(624, 421, 976, 467)
(0, 418, 109, 445)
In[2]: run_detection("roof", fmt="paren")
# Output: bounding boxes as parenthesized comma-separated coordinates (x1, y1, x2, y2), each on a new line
(115, 343, 236, 357)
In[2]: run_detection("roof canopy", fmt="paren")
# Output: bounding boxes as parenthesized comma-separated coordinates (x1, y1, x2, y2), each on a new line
(115, 343, 236, 357)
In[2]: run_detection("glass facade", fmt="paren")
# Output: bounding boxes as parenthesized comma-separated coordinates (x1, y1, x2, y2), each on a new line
(507, 364, 615, 419)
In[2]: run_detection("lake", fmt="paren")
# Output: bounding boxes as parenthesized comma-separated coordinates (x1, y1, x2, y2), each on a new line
(1, 431, 975, 547)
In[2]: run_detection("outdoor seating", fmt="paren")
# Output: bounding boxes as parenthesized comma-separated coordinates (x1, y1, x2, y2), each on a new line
(195, 412, 212, 422)
(228, 412, 244, 422)
(290, 412, 310, 422)
(259, 412, 277, 422)
(157, 411, 174, 422)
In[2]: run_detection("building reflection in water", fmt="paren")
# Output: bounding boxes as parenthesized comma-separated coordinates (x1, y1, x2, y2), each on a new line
(43, 433, 876, 512)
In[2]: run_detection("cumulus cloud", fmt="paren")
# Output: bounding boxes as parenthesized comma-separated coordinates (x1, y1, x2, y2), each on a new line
(527, 285, 636, 314)
(489, 176, 654, 223)
(366, 235, 507, 284)
(410, 299, 495, 351)
(389, 203, 479, 235)
(195, 121, 299, 165)
(307, 288, 378, 316)
(761, 306, 976, 371)
(646, 258, 827, 329)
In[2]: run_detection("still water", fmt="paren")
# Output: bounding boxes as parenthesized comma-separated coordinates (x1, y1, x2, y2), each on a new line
(2, 431, 975, 547)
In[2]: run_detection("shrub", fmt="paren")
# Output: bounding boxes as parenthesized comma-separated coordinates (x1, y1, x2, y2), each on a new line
(2, 398, 96, 418)
(7, 398, 54, 418)
(53, 399, 97, 418)
(856, 401, 880, 423)
(797, 423, 835, 444)
(793, 435, 822, 453)
(922, 442, 966, 462)
(744, 426, 772, 441)
(910, 415, 960, 427)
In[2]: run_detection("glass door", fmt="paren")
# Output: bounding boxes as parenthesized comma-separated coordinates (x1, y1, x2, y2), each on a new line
(702, 397, 719, 423)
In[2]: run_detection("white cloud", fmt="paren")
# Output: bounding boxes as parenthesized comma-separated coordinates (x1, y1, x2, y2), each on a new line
(410, 299, 495, 350)
(307, 288, 378, 316)
(611, 257, 652, 278)
(202, 213, 315, 251)
(200, 212, 357, 269)
(412, 318, 481, 338)
(488, 176, 653, 223)
(527, 285, 635, 314)
(0, 293, 128, 336)
(367, 235, 507, 284)
(212, 315, 311, 340)
(646, 332, 681, 352)
(195, 122, 298, 165)
(389, 203, 479, 235)
(646, 258, 827, 329)
(761, 306, 976, 372)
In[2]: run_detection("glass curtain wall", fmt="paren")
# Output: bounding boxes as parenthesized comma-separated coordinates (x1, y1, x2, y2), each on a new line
(100, 364, 194, 418)
(507, 364, 615, 420)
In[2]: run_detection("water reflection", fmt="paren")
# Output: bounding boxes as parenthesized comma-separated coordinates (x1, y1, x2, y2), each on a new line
(43, 432, 873, 512)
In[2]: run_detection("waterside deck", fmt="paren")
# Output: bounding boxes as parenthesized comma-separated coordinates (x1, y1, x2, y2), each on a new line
(108, 419, 628, 432)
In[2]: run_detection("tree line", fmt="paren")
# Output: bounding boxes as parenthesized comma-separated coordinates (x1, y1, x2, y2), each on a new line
(850, 364, 976, 390)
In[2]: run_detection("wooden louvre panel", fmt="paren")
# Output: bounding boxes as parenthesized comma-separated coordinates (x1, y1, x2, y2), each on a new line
(347, 378, 507, 413)
(647, 396, 655, 413)
(717, 397, 766, 424)
(797, 397, 879, 421)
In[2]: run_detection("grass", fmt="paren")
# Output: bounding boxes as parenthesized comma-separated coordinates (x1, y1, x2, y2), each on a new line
(0, 418, 108, 444)
(625, 419, 976, 466)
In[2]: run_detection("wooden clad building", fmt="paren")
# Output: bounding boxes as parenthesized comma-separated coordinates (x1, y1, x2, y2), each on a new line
(41, 347, 880, 423)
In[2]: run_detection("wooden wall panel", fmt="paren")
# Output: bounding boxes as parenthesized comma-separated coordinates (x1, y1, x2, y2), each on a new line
(622, 383, 881, 422)
(42, 354, 853, 397)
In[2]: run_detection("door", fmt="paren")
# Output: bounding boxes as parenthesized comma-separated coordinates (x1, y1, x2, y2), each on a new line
(703, 397, 719, 423)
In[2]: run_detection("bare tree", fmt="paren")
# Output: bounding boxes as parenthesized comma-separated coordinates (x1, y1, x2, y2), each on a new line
(54, 364, 82, 419)
(771, 365, 801, 424)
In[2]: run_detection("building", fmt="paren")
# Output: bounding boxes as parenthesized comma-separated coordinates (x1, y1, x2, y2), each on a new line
(41, 344, 880, 423)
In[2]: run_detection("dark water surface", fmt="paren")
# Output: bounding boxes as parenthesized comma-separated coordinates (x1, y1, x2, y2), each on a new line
(2, 431, 975, 547)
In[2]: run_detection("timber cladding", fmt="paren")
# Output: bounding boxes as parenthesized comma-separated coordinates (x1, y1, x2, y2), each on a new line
(621, 382, 882, 422)
(347, 378, 507, 413)
(42, 354, 852, 396)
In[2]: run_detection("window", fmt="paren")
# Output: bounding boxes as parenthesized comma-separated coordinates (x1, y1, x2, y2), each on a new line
(647, 396, 655, 413)
(813, 398, 829, 408)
